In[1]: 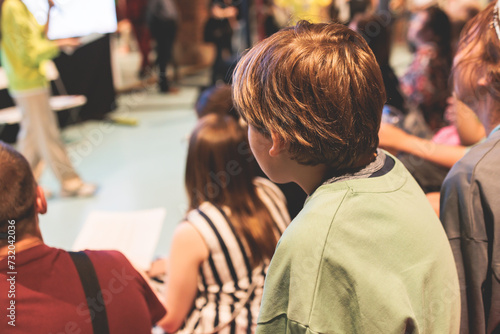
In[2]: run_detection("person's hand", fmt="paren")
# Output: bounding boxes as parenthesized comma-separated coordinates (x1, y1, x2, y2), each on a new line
(224, 6, 238, 19)
(211, 5, 238, 19)
(211, 5, 225, 18)
(55, 38, 81, 48)
(147, 257, 168, 279)
(378, 123, 410, 152)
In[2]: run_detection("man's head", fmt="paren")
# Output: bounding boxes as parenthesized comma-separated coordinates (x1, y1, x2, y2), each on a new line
(0, 142, 46, 245)
(232, 22, 386, 176)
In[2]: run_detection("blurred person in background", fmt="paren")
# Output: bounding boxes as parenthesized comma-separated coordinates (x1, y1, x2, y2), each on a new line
(401, 6, 452, 134)
(350, 12, 406, 116)
(194, 84, 307, 219)
(204, 0, 240, 85)
(147, 0, 178, 93)
(0, 0, 96, 197)
(125, 0, 152, 78)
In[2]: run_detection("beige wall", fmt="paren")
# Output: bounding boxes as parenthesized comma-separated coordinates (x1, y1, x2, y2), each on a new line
(174, 0, 215, 68)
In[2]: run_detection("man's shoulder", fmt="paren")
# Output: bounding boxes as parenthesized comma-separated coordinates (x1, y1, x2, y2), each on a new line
(82, 249, 135, 271)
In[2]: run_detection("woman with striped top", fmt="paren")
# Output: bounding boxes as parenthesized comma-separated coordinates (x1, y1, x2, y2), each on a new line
(158, 114, 290, 333)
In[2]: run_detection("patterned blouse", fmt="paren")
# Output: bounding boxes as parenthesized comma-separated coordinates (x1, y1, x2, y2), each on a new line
(400, 43, 451, 130)
(178, 177, 291, 334)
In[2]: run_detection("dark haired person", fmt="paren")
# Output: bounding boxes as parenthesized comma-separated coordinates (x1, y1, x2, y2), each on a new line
(232, 21, 460, 333)
(195, 84, 308, 220)
(401, 6, 452, 133)
(0, 0, 96, 196)
(350, 13, 406, 115)
(440, 2, 500, 332)
(195, 84, 238, 119)
(157, 115, 290, 333)
(0, 142, 165, 333)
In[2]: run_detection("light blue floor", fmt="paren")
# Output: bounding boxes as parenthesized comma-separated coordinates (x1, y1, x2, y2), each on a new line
(39, 86, 199, 258)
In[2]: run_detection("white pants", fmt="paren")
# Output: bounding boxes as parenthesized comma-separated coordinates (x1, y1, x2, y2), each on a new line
(13, 88, 80, 186)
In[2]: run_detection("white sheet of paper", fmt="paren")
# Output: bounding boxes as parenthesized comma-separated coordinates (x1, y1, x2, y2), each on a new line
(72, 208, 166, 270)
(23, 0, 117, 40)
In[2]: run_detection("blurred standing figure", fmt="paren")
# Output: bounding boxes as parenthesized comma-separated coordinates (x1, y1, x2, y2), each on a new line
(205, 0, 239, 85)
(126, 0, 152, 78)
(147, 0, 178, 93)
(0, 0, 96, 197)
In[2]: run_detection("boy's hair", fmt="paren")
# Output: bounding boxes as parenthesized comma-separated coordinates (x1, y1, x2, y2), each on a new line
(0, 142, 37, 239)
(232, 21, 386, 170)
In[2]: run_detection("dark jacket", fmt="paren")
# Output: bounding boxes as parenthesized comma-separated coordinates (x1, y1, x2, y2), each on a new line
(440, 128, 500, 334)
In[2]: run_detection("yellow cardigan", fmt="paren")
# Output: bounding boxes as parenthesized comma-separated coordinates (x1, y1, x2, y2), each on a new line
(0, 0, 59, 92)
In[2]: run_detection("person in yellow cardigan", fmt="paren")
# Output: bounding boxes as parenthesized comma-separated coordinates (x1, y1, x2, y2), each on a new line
(274, 0, 332, 24)
(0, 0, 96, 197)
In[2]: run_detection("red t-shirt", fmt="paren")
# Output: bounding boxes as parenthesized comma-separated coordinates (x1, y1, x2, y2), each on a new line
(0, 244, 166, 333)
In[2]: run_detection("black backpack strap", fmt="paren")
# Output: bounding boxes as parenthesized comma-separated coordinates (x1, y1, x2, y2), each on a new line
(69, 251, 110, 334)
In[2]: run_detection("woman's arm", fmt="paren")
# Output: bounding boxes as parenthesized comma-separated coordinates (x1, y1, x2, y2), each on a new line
(379, 123, 467, 168)
(447, 97, 485, 146)
(157, 221, 209, 333)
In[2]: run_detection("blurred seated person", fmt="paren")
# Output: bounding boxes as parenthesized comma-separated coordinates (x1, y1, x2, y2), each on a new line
(379, 96, 485, 207)
(350, 12, 406, 116)
(195, 84, 238, 119)
(155, 115, 290, 333)
(401, 6, 452, 134)
(0, 142, 165, 333)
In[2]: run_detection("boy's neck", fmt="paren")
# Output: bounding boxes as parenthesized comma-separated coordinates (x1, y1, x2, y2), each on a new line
(293, 152, 377, 195)
(293, 163, 328, 195)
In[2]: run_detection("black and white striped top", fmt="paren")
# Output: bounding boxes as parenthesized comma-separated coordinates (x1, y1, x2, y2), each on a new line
(178, 177, 290, 334)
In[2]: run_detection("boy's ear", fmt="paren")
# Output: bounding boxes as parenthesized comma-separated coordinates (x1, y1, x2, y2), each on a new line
(269, 131, 286, 157)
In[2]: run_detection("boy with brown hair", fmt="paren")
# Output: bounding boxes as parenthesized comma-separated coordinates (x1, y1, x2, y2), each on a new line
(232, 21, 460, 333)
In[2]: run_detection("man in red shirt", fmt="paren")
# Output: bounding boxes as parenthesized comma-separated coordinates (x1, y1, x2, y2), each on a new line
(0, 142, 166, 333)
